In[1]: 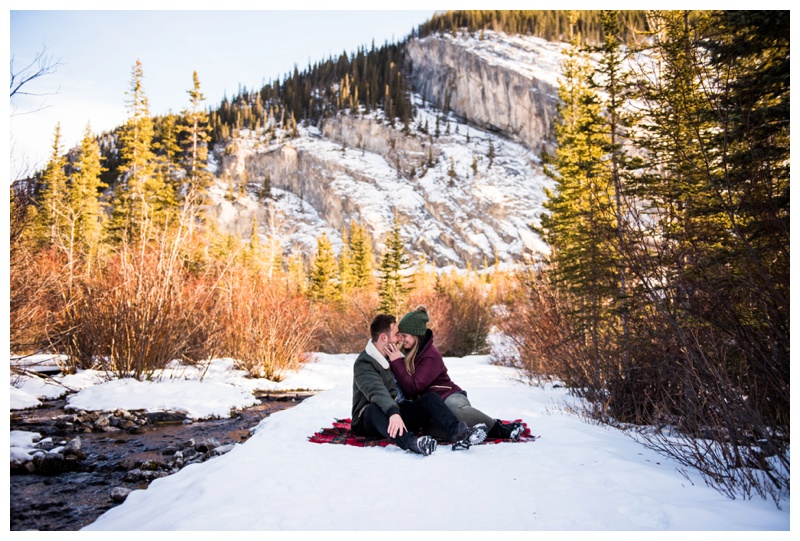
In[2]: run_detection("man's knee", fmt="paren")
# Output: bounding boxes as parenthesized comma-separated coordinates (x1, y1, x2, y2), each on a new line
(359, 404, 389, 437)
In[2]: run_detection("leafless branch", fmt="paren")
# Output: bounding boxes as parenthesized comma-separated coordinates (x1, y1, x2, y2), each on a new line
(10, 47, 62, 99)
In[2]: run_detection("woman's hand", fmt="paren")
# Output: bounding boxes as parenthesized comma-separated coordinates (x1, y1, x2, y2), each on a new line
(386, 341, 404, 361)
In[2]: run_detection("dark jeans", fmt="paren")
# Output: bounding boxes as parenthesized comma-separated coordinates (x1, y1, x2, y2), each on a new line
(354, 393, 463, 450)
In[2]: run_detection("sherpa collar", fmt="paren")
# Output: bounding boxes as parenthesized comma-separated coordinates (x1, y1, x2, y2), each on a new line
(365, 340, 389, 369)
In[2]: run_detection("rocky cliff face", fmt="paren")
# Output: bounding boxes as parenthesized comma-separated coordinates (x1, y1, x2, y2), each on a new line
(406, 31, 566, 156)
(208, 30, 563, 268)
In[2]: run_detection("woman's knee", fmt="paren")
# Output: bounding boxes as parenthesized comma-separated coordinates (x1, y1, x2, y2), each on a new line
(445, 392, 471, 411)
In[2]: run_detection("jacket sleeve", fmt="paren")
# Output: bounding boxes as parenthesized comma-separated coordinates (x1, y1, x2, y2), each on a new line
(389, 351, 444, 396)
(354, 358, 400, 417)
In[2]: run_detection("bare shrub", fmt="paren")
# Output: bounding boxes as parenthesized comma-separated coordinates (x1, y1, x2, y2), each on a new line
(402, 286, 455, 354)
(9, 192, 62, 354)
(434, 272, 493, 357)
(492, 264, 588, 387)
(313, 289, 380, 354)
(501, 262, 789, 505)
(611, 305, 791, 505)
(9, 246, 65, 355)
(57, 238, 221, 378)
(217, 265, 319, 379)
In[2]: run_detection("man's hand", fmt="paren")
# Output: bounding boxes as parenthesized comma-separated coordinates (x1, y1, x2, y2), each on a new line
(386, 341, 404, 361)
(387, 413, 407, 438)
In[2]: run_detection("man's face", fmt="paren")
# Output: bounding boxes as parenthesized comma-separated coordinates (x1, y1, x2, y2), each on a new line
(387, 322, 400, 347)
(378, 322, 400, 355)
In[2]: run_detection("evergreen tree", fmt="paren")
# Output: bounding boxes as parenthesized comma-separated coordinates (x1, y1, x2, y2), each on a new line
(34, 124, 69, 247)
(338, 226, 353, 296)
(67, 124, 107, 272)
(539, 22, 617, 367)
(109, 60, 172, 242)
(152, 113, 181, 207)
(348, 220, 375, 290)
(308, 231, 340, 302)
(631, 10, 789, 427)
(181, 71, 213, 199)
(287, 249, 307, 294)
(447, 157, 457, 186)
(378, 214, 410, 315)
(243, 213, 263, 270)
(591, 9, 637, 362)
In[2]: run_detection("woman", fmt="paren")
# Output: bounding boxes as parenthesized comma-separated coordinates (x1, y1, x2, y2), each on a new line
(386, 305, 523, 441)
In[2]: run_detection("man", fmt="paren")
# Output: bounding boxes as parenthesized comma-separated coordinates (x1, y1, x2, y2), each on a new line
(351, 314, 487, 456)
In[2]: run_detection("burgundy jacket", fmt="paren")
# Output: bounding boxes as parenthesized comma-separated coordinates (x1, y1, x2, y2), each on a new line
(389, 330, 463, 401)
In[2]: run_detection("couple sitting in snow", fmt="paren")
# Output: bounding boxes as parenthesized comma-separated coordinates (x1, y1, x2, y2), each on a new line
(351, 305, 523, 456)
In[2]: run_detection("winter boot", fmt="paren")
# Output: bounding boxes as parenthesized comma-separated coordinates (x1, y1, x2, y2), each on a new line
(409, 435, 437, 456)
(452, 422, 488, 451)
(489, 419, 523, 441)
(452, 421, 470, 451)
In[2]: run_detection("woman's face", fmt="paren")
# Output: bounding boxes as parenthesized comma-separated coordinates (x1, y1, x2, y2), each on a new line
(398, 332, 417, 350)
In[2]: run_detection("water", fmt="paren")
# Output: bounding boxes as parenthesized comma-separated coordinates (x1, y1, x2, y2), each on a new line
(10, 392, 312, 531)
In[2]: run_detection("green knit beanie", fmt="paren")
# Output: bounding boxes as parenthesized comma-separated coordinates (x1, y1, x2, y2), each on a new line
(398, 306, 429, 336)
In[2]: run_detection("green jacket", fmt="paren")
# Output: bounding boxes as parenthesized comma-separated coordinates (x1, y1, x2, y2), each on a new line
(351, 340, 401, 426)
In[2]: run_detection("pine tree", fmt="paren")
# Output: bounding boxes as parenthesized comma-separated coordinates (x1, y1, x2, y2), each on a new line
(181, 71, 213, 199)
(348, 220, 375, 290)
(539, 22, 617, 367)
(34, 124, 69, 247)
(67, 124, 107, 272)
(378, 214, 410, 315)
(631, 10, 789, 429)
(287, 249, 307, 294)
(448, 157, 457, 186)
(109, 60, 170, 242)
(593, 10, 636, 358)
(243, 213, 263, 270)
(308, 231, 340, 302)
(338, 226, 353, 296)
(152, 113, 181, 208)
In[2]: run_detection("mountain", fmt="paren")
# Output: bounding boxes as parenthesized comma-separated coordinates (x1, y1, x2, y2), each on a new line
(206, 30, 566, 269)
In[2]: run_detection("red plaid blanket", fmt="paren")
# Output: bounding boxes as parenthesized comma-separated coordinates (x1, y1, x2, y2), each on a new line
(308, 418, 537, 447)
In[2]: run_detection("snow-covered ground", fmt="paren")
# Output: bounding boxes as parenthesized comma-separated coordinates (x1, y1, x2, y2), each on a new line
(9, 350, 789, 531)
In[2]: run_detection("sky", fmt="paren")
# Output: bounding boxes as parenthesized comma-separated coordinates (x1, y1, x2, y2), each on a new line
(7, 3, 438, 178)
(9, 349, 791, 533)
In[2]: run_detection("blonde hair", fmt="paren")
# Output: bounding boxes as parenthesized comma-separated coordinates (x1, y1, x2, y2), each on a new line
(403, 305, 429, 376)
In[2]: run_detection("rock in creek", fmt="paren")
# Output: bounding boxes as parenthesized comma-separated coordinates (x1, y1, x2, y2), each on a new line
(12, 408, 238, 483)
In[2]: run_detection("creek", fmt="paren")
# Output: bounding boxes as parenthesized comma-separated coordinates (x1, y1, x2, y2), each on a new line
(10, 391, 313, 531)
